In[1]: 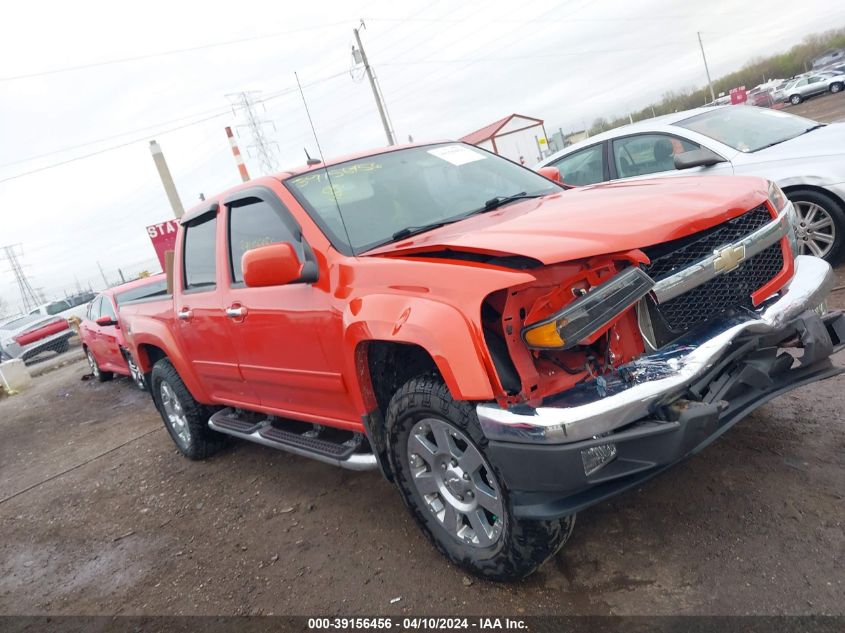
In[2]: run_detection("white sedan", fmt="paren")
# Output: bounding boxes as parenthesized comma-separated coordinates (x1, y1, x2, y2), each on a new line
(538, 105, 845, 261)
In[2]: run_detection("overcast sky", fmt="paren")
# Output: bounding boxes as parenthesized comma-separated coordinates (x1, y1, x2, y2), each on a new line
(1, 0, 843, 310)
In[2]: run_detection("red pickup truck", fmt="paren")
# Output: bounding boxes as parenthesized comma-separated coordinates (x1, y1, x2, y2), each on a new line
(122, 142, 844, 581)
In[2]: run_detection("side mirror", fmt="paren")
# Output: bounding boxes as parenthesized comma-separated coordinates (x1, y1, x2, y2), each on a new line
(537, 166, 562, 183)
(674, 148, 727, 170)
(242, 243, 304, 288)
(95, 315, 117, 327)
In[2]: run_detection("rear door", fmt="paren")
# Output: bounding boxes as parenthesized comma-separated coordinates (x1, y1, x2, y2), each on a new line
(220, 187, 358, 426)
(173, 207, 258, 406)
(84, 297, 105, 360)
(97, 297, 124, 371)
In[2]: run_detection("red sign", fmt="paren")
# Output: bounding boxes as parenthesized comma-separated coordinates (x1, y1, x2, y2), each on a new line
(146, 219, 179, 268)
(730, 86, 747, 105)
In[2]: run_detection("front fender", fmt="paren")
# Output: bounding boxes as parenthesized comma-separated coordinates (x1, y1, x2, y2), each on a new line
(127, 318, 212, 404)
(342, 294, 496, 408)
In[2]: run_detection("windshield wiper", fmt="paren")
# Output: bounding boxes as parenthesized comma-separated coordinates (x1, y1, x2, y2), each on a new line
(392, 220, 454, 241)
(482, 191, 542, 211)
(390, 192, 544, 242)
(756, 124, 827, 151)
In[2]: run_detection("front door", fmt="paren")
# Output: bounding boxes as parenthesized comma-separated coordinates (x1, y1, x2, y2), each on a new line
(96, 297, 123, 370)
(220, 190, 358, 427)
(174, 208, 257, 406)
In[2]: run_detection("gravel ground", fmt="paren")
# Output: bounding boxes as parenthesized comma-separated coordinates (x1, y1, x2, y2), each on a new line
(1, 95, 844, 616)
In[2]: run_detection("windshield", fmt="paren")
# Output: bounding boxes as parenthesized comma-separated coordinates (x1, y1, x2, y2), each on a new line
(115, 279, 169, 305)
(675, 106, 819, 152)
(285, 143, 560, 253)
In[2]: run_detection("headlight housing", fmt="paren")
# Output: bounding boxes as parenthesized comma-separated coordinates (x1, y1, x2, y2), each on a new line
(522, 266, 655, 350)
(768, 180, 799, 257)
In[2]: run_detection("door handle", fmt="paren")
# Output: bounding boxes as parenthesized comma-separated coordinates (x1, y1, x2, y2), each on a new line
(177, 308, 193, 321)
(225, 305, 247, 318)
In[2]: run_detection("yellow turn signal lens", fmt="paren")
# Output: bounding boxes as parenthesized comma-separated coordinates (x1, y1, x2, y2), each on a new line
(523, 321, 565, 348)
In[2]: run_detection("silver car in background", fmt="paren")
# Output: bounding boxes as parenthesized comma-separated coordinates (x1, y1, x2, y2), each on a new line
(773, 72, 845, 104)
(537, 106, 845, 262)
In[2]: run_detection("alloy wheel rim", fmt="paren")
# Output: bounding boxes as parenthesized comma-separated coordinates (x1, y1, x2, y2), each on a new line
(406, 417, 504, 548)
(160, 382, 190, 447)
(127, 358, 144, 389)
(794, 201, 836, 258)
(86, 351, 99, 378)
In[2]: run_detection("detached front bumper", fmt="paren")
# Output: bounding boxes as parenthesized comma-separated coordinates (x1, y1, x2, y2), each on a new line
(477, 255, 845, 518)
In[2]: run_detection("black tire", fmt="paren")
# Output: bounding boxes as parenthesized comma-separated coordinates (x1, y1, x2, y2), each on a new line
(830, 82, 843, 94)
(786, 188, 845, 263)
(85, 347, 113, 382)
(150, 358, 225, 460)
(790, 94, 802, 105)
(386, 375, 575, 581)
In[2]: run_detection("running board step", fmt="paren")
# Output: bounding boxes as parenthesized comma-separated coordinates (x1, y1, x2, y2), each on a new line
(208, 408, 377, 471)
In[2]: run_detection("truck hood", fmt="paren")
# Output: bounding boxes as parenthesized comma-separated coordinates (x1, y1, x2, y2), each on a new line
(365, 176, 770, 265)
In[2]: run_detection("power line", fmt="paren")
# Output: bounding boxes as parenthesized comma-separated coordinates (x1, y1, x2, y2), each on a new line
(0, 22, 350, 83)
(2, 245, 42, 311)
(227, 91, 279, 174)
(0, 71, 348, 185)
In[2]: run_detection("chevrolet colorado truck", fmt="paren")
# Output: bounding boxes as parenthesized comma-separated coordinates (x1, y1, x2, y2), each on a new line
(122, 142, 845, 581)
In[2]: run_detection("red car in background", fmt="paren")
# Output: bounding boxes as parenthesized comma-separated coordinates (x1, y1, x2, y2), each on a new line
(79, 274, 167, 388)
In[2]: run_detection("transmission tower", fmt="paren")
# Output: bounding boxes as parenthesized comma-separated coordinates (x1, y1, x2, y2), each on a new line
(226, 91, 279, 175)
(3, 244, 42, 312)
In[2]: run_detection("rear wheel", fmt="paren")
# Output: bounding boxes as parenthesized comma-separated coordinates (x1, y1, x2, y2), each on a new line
(830, 82, 843, 93)
(386, 375, 575, 581)
(787, 188, 845, 263)
(790, 94, 802, 105)
(86, 348, 113, 382)
(150, 358, 225, 460)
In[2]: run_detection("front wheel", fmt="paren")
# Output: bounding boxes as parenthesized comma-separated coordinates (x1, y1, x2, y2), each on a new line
(790, 94, 802, 105)
(150, 358, 225, 460)
(124, 351, 147, 391)
(788, 188, 845, 263)
(386, 376, 575, 581)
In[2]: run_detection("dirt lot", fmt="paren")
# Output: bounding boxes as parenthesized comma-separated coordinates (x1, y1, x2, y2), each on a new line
(1, 96, 845, 616)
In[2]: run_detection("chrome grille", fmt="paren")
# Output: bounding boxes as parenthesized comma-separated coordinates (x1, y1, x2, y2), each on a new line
(642, 206, 785, 345)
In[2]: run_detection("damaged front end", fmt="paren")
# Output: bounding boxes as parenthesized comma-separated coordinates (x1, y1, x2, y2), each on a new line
(478, 255, 845, 518)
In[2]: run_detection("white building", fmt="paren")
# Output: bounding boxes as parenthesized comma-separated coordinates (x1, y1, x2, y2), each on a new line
(460, 114, 548, 165)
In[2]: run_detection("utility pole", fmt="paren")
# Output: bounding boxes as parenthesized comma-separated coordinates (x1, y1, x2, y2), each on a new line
(225, 126, 251, 182)
(2, 244, 41, 312)
(149, 140, 184, 219)
(353, 22, 396, 146)
(226, 91, 278, 174)
(697, 32, 716, 104)
(97, 261, 109, 288)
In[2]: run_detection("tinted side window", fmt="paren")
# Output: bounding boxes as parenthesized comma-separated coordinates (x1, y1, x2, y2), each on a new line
(612, 134, 699, 178)
(100, 298, 117, 320)
(183, 216, 218, 290)
(88, 296, 103, 321)
(228, 200, 300, 284)
(549, 145, 605, 186)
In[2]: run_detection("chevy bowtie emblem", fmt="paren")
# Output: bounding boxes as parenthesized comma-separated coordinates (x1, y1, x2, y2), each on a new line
(714, 243, 746, 274)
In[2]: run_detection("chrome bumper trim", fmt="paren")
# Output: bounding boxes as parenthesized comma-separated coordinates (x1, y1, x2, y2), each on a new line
(652, 203, 792, 304)
(477, 255, 834, 445)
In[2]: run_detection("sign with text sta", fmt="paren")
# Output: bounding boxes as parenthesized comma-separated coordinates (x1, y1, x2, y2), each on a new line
(146, 219, 179, 268)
